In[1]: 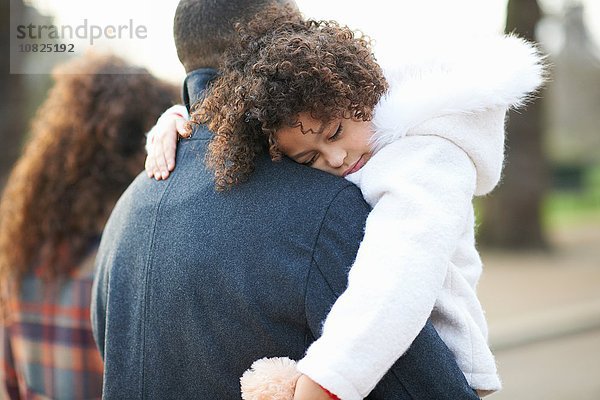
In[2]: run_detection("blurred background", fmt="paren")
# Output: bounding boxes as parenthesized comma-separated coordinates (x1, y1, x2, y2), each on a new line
(2, 0, 599, 398)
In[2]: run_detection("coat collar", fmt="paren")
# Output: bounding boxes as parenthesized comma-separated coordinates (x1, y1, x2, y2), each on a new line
(182, 68, 219, 113)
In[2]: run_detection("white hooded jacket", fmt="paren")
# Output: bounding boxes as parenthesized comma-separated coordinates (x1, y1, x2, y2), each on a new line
(296, 34, 546, 399)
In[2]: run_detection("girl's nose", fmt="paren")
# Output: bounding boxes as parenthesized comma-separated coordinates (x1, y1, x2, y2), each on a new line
(324, 147, 346, 169)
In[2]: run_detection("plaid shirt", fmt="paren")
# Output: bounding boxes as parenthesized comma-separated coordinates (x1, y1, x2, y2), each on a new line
(1, 246, 103, 400)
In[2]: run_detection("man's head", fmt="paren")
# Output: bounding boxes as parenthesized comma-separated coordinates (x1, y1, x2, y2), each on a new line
(174, 0, 298, 72)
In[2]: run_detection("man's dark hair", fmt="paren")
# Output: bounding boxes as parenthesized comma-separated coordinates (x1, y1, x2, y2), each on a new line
(174, 0, 297, 72)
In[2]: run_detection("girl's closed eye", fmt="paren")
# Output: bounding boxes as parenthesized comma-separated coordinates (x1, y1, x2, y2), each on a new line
(302, 153, 318, 166)
(329, 122, 343, 141)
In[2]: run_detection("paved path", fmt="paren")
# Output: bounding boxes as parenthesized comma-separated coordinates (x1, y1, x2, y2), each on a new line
(489, 330, 600, 400)
(477, 221, 600, 399)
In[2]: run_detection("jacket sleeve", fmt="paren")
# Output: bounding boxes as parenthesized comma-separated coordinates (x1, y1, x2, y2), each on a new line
(299, 135, 477, 400)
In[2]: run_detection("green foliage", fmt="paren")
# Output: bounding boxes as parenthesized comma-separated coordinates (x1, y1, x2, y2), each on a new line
(543, 164, 600, 228)
(474, 165, 600, 232)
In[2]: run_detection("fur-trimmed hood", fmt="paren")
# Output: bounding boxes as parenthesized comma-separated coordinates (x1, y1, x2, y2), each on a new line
(369, 34, 547, 195)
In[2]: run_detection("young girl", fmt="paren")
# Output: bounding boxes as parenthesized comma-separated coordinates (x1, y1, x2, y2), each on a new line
(145, 5, 545, 399)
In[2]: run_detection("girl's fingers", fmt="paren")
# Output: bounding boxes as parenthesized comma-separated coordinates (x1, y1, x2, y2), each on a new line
(152, 153, 162, 180)
(145, 112, 183, 180)
(175, 117, 187, 136)
(145, 134, 157, 178)
(151, 139, 164, 180)
(145, 157, 154, 178)
(152, 141, 167, 180)
(164, 122, 180, 172)
(157, 138, 171, 179)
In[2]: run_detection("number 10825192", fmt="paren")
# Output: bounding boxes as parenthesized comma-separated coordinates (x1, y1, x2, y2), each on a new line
(18, 43, 75, 53)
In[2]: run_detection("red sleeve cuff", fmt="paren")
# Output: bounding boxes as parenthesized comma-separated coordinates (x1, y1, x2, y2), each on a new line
(320, 385, 341, 400)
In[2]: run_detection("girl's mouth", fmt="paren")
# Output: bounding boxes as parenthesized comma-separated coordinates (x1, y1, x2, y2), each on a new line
(343, 155, 367, 177)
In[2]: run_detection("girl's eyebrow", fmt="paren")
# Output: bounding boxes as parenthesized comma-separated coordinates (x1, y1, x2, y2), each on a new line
(288, 121, 328, 159)
(295, 120, 327, 135)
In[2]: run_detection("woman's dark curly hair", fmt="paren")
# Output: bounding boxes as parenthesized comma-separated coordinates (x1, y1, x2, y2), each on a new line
(188, 4, 389, 190)
(0, 52, 178, 315)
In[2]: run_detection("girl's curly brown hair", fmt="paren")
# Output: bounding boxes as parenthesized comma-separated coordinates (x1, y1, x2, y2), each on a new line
(0, 52, 178, 315)
(188, 4, 389, 190)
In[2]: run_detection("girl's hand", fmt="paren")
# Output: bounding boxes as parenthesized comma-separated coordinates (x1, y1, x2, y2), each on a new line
(145, 105, 188, 180)
(293, 375, 336, 400)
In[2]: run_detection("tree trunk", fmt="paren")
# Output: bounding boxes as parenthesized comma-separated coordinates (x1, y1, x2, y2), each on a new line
(0, 0, 27, 190)
(478, 0, 550, 249)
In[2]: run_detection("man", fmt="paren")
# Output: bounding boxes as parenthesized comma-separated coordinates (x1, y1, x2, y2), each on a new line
(91, 1, 479, 398)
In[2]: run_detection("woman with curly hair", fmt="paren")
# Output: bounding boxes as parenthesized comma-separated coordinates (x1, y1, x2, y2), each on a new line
(0, 52, 178, 399)
(146, 4, 545, 399)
